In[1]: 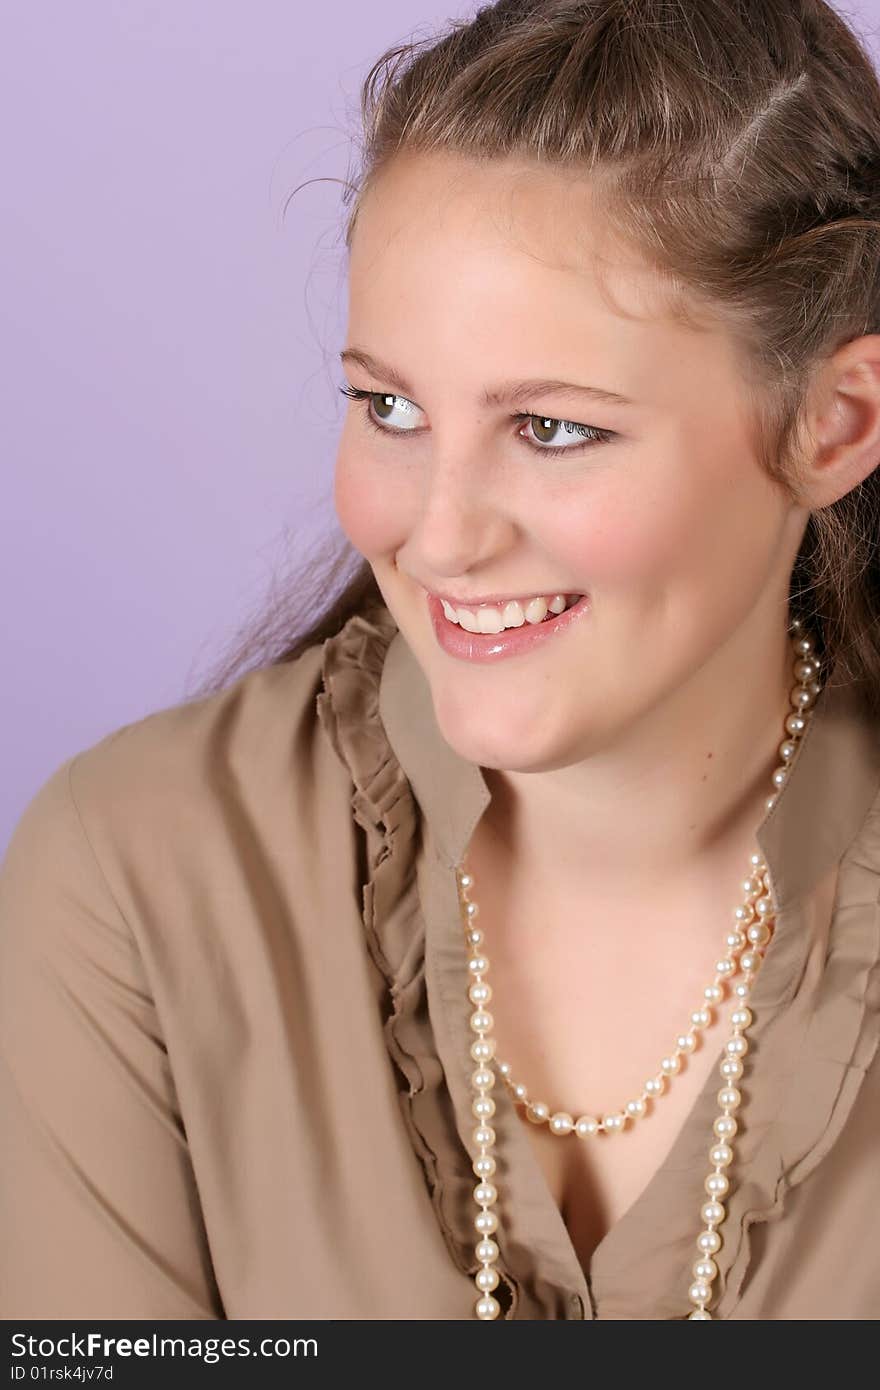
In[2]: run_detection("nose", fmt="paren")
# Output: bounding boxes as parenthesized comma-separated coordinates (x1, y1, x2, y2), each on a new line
(407, 443, 516, 580)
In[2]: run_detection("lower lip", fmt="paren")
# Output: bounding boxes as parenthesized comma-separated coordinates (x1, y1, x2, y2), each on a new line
(427, 593, 591, 663)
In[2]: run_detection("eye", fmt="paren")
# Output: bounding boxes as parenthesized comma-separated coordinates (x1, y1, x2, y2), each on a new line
(340, 385, 422, 432)
(339, 383, 615, 458)
(520, 415, 614, 453)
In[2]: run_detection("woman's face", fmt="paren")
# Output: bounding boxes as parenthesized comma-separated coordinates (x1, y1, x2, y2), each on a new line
(334, 150, 807, 773)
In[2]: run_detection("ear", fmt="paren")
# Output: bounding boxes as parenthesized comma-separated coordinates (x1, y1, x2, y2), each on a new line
(798, 334, 880, 509)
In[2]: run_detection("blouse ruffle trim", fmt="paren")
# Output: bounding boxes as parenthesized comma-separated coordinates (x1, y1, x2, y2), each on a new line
(712, 804, 880, 1317)
(315, 602, 519, 1317)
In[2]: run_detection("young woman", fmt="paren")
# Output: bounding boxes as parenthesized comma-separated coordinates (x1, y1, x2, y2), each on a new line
(2, 0, 880, 1321)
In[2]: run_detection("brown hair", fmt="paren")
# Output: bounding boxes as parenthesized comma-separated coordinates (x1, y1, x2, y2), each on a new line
(191, 0, 880, 712)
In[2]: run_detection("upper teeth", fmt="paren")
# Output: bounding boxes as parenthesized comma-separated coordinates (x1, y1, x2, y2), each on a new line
(440, 593, 579, 633)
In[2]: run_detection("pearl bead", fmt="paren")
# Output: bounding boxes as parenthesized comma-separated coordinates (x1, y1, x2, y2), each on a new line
(471, 1066, 495, 1090)
(474, 1210, 498, 1235)
(797, 653, 819, 674)
(550, 1112, 574, 1134)
(701, 1200, 724, 1224)
(459, 872, 474, 889)
(731, 1007, 752, 1029)
(512, 1083, 529, 1102)
(603, 1112, 626, 1132)
(474, 1155, 496, 1178)
(714, 1115, 737, 1139)
(754, 895, 774, 917)
(476, 1239, 499, 1263)
(746, 922, 771, 946)
(704, 984, 724, 1004)
(740, 951, 763, 973)
(676, 1033, 697, 1053)
(725, 1036, 748, 1058)
(474, 1182, 498, 1205)
(725, 931, 747, 951)
(467, 928, 484, 947)
(475, 1294, 500, 1319)
(694, 1257, 718, 1281)
(472, 1096, 495, 1119)
(468, 955, 489, 976)
(697, 1229, 722, 1255)
(785, 712, 806, 736)
(691, 1008, 712, 1029)
(733, 981, 751, 1000)
(473, 1125, 495, 1147)
(742, 876, 763, 898)
(689, 1309, 712, 1319)
(689, 1280, 711, 1304)
(710, 1142, 733, 1166)
(470, 1010, 493, 1033)
(469, 982, 492, 1005)
(526, 1102, 549, 1123)
(718, 1086, 741, 1109)
(575, 1115, 600, 1136)
(471, 1039, 495, 1062)
(715, 957, 735, 977)
(644, 1076, 666, 1097)
(476, 1266, 500, 1292)
(661, 1054, 682, 1076)
(720, 1057, 744, 1080)
(625, 1097, 647, 1119)
(705, 1172, 730, 1198)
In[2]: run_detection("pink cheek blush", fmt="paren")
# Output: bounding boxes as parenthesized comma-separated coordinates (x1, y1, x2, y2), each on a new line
(333, 461, 408, 557)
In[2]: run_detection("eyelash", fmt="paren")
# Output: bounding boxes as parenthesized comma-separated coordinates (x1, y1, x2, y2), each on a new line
(338, 384, 615, 458)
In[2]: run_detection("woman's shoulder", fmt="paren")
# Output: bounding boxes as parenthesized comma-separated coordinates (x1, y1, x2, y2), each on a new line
(59, 643, 331, 834)
(3, 606, 402, 898)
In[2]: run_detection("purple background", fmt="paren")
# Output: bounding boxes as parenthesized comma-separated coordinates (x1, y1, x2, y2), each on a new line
(2, 1, 878, 853)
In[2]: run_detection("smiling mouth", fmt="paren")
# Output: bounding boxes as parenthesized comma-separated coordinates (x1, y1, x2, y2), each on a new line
(426, 591, 593, 663)
(437, 593, 584, 633)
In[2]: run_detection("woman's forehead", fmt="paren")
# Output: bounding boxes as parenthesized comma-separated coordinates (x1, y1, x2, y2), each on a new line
(348, 151, 712, 348)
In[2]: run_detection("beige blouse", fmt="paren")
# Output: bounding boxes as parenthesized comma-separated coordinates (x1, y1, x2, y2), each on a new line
(1, 600, 879, 1320)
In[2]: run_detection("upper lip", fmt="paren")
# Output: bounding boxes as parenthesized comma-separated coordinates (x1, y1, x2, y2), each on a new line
(425, 586, 581, 608)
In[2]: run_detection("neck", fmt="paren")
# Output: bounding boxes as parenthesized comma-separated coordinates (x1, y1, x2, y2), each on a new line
(476, 621, 796, 896)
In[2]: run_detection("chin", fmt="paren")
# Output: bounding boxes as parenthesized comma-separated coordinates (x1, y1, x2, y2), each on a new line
(429, 693, 570, 772)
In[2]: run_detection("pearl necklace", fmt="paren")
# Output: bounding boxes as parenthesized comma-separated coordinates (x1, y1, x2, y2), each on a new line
(454, 619, 822, 1319)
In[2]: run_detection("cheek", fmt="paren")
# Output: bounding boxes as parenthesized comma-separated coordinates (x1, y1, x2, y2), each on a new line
(334, 446, 408, 559)
(544, 482, 691, 588)
(554, 443, 770, 592)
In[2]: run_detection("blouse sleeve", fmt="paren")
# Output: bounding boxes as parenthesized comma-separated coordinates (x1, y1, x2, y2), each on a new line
(0, 755, 223, 1320)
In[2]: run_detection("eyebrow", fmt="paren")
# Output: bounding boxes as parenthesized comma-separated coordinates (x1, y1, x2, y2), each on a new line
(339, 348, 636, 410)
